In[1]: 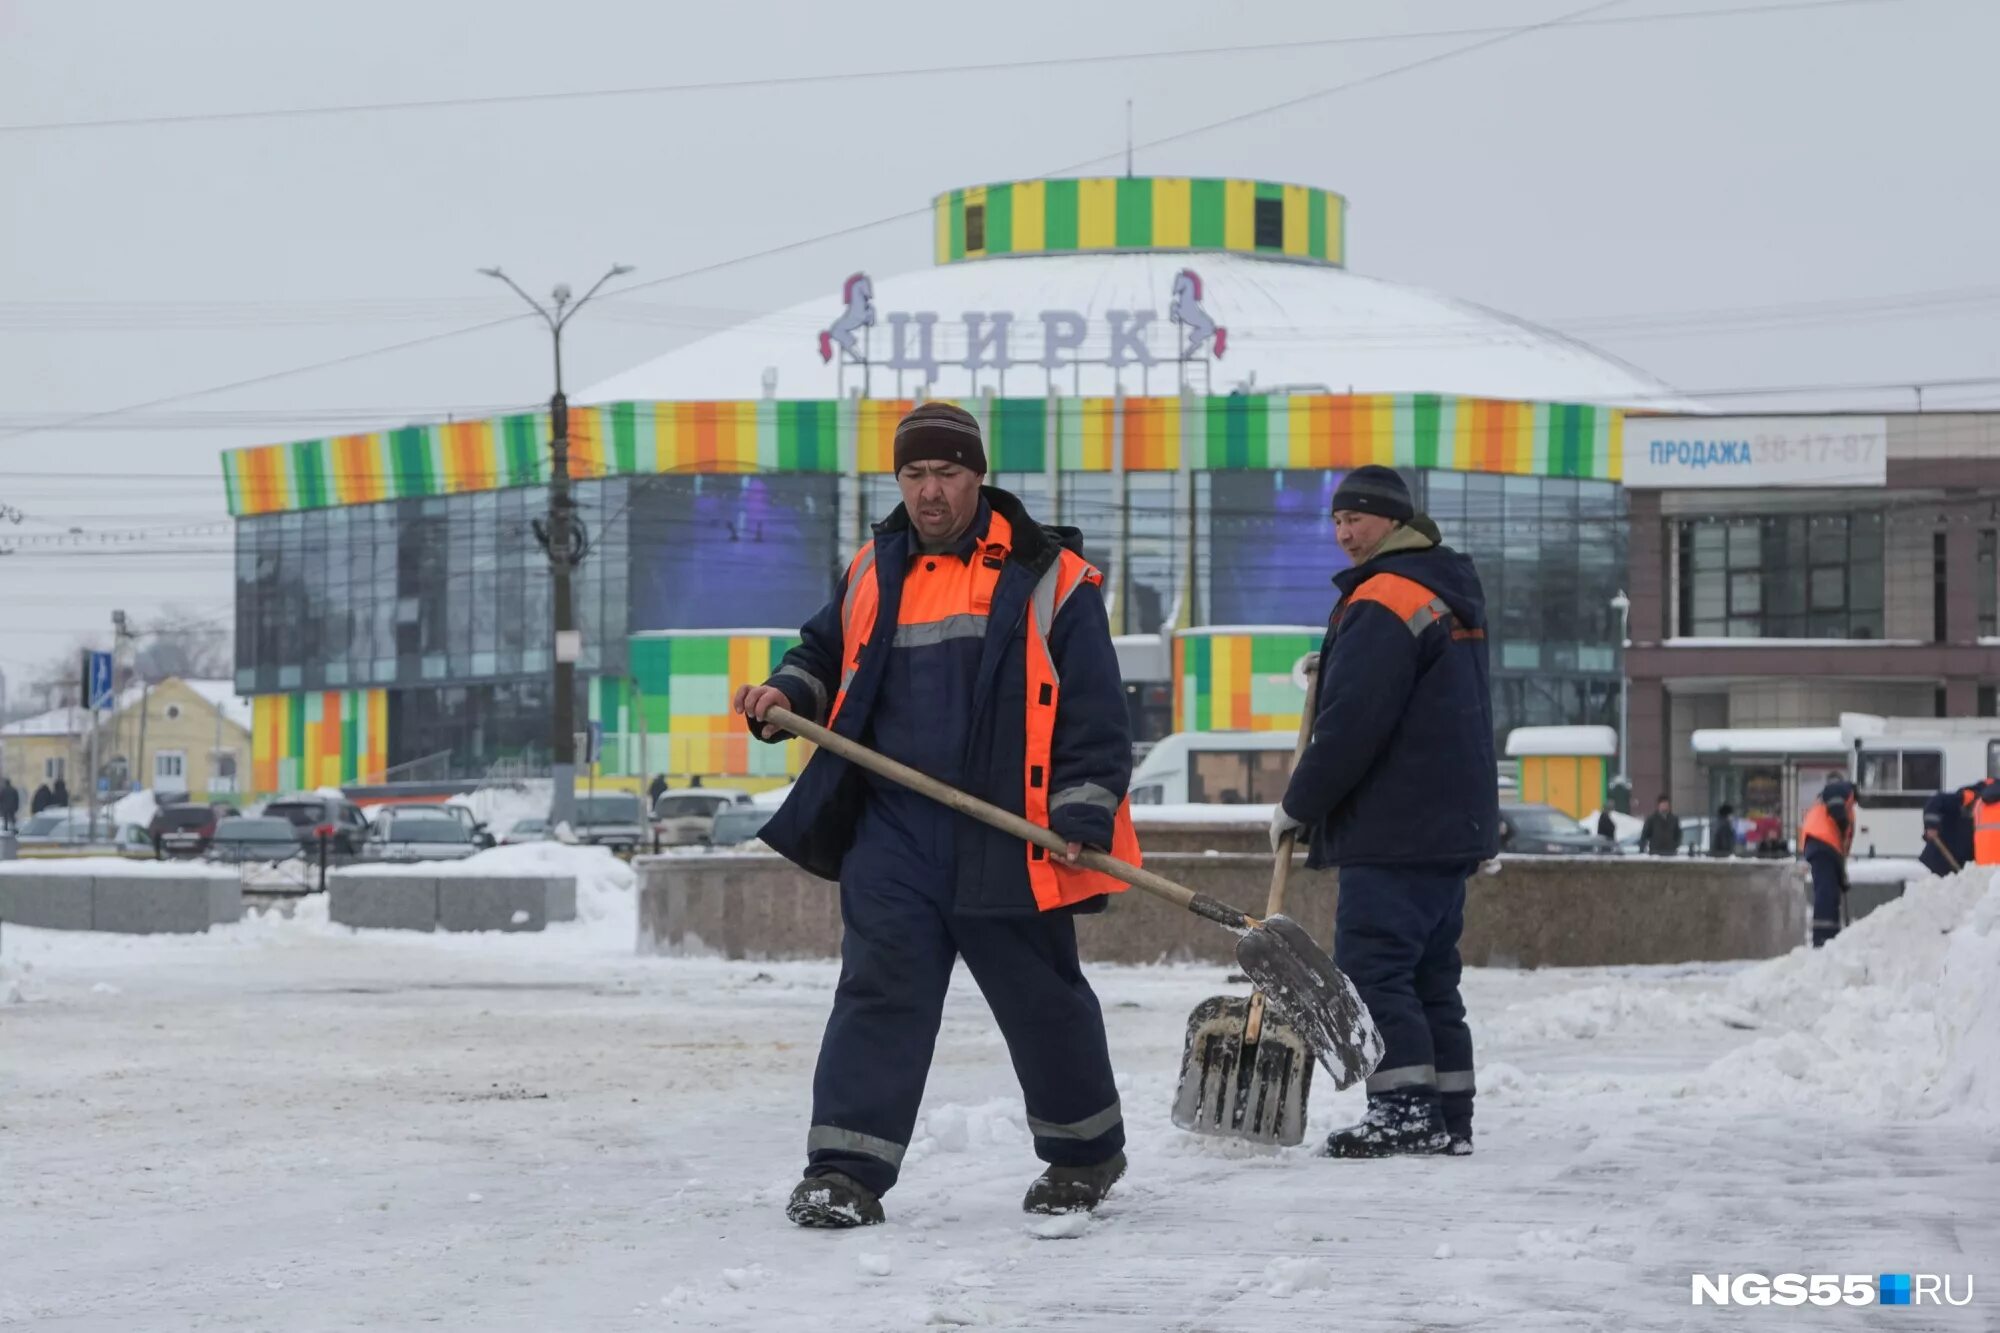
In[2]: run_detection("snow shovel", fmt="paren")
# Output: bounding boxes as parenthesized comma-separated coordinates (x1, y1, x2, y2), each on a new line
(1171, 664, 1323, 1145)
(760, 705, 1383, 1091)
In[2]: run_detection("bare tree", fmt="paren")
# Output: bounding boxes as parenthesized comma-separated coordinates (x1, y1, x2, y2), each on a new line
(134, 607, 233, 682)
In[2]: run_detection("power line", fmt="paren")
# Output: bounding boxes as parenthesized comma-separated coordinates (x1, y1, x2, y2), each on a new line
(0, 0, 1892, 136)
(0, 0, 1895, 461)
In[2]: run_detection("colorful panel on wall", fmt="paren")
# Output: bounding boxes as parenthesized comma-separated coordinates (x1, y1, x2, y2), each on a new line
(251, 690, 388, 795)
(1174, 630, 1321, 734)
(224, 395, 1623, 516)
(1517, 755, 1609, 820)
(933, 178, 1347, 267)
(599, 632, 809, 781)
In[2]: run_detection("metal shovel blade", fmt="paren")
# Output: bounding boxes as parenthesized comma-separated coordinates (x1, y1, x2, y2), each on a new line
(1171, 995, 1315, 1146)
(1234, 913, 1384, 1092)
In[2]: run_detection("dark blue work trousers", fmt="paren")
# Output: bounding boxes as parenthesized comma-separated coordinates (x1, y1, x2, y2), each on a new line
(1806, 845, 1846, 947)
(804, 813, 1124, 1198)
(1335, 862, 1476, 1134)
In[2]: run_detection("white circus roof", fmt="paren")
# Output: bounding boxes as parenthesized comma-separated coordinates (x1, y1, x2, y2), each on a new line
(581, 251, 1685, 408)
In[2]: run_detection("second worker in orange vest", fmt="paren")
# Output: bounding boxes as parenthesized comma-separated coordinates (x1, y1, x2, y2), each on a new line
(736, 402, 1138, 1229)
(1799, 777, 1858, 947)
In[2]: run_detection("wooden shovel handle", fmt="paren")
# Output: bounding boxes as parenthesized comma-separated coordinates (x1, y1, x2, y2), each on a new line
(1248, 661, 1320, 1043)
(761, 705, 1259, 933)
(1264, 661, 1321, 919)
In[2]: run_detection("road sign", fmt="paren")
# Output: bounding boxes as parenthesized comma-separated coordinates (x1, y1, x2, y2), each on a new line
(82, 650, 113, 711)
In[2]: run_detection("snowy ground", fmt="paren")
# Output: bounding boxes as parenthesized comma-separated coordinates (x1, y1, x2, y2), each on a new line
(3, 865, 1997, 1332)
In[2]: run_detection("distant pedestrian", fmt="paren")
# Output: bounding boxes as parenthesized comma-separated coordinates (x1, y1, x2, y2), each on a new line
(30, 782, 54, 815)
(647, 773, 668, 805)
(1594, 807, 1615, 842)
(51, 777, 70, 810)
(1710, 804, 1737, 857)
(689, 775, 704, 789)
(0, 777, 18, 832)
(1638, 795, 1682, 856)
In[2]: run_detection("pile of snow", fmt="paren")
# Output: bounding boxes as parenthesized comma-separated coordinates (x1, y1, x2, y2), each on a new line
(109, 788, 158, 829)
(0, 856, 232, 879)
(447, 782, 551, 836)
(1700, 866, 2000, 1120)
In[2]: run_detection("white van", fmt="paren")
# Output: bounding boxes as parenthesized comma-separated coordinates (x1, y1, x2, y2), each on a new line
(1844, 713, 2000, 857)
(1128, 731, 1299, 806)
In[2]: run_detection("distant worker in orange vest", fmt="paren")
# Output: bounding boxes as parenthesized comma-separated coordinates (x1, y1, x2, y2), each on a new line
(1974, 781, 2000, 868)
(1799, 775, 1858, 947)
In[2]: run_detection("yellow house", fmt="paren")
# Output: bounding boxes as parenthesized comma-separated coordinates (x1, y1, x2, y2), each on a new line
(0, 677, 253, 803)
(1505, 725, 1620, 820)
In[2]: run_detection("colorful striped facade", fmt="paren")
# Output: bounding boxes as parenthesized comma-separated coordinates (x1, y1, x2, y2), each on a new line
(252, 690, 388, 795)
(1174, 630, 1322, 734)
(223, 394, 1622, 517)
(597, 632, 807, 783)
(933, 178, 1346, 267)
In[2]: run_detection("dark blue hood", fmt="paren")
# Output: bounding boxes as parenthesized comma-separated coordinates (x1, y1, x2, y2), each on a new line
(1334, 543, 1488, 630)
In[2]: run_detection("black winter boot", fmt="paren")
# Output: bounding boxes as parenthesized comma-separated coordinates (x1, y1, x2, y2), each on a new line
(786, 1171, 884, 1228)
(1323, 1092, 1453, 1159)
(1441, 1091, 1474, 1156)
(1023, 1151, 1127, 1214)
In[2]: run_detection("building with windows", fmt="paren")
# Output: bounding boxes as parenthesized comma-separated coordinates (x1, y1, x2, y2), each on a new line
(223, 176, 1673, 793)
(1621, 411, 2000, 827)
(0, 677, 251, 800)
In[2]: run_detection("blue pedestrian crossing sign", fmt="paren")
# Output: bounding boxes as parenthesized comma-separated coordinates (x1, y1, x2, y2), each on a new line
(84, 650, 114, 711)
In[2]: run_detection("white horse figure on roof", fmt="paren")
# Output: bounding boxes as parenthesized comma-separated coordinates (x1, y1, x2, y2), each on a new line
(818, 272, 876, 364)
(1169, 269, 1227, 359)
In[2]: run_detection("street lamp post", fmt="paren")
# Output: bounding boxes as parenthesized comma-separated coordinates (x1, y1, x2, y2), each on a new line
(479, 263, 633, 832)
(1610, 589, 1631, 812)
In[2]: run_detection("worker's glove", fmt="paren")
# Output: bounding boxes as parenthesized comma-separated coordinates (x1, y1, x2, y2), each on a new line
(1269, 805, 1307, 854)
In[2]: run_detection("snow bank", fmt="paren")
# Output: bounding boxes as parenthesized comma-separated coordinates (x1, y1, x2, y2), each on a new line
(0, 856, 231, 879)
(1699, 867, 2000, 1120)
(110, 788, 157, 828)
(327, 843, 636, 946)
(447, 782, 550, 834)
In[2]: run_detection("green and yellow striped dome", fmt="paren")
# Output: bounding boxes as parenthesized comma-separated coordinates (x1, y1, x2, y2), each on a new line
(933, 176, 1346, 267)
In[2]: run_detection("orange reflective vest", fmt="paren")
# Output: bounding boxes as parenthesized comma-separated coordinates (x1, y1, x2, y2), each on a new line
(826, 509, 1141, 912)
(1799, 798, 1855, 858)
(1975, 796, 2000, 866)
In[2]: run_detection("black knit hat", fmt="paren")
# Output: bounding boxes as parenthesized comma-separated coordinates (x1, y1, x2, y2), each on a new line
(1330, 465, 1413, 522)
(894, 401, 987, 474)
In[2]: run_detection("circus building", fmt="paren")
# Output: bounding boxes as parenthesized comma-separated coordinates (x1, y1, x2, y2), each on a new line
(221, 175, 1676, 795)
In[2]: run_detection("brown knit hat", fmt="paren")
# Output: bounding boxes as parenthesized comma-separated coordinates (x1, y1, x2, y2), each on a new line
(893, 401, 987, 474)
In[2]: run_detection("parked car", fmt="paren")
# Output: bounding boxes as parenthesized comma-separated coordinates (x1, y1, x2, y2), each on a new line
(111, 823, 159, 859)
(499, 816, 551, 845)
(369, 803, 495, 849)
(259, 795, 371, 857)
(365, 819, 480, 863)
(572, 792, 649, 853)
(651, 788, 754, 847)
(1498, 803, 1614, 855)
(15, 810, 115, 849)
(707, 805, 774, 848)
(205, 816, 307, 865)
(149, 802, 242, 858)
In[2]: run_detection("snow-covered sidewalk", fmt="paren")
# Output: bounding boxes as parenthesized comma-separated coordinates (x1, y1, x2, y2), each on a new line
(2, 869, 1996, 1331)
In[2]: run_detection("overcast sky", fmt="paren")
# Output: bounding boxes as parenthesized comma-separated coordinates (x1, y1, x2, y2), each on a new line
(1, 0, 1994, 706)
